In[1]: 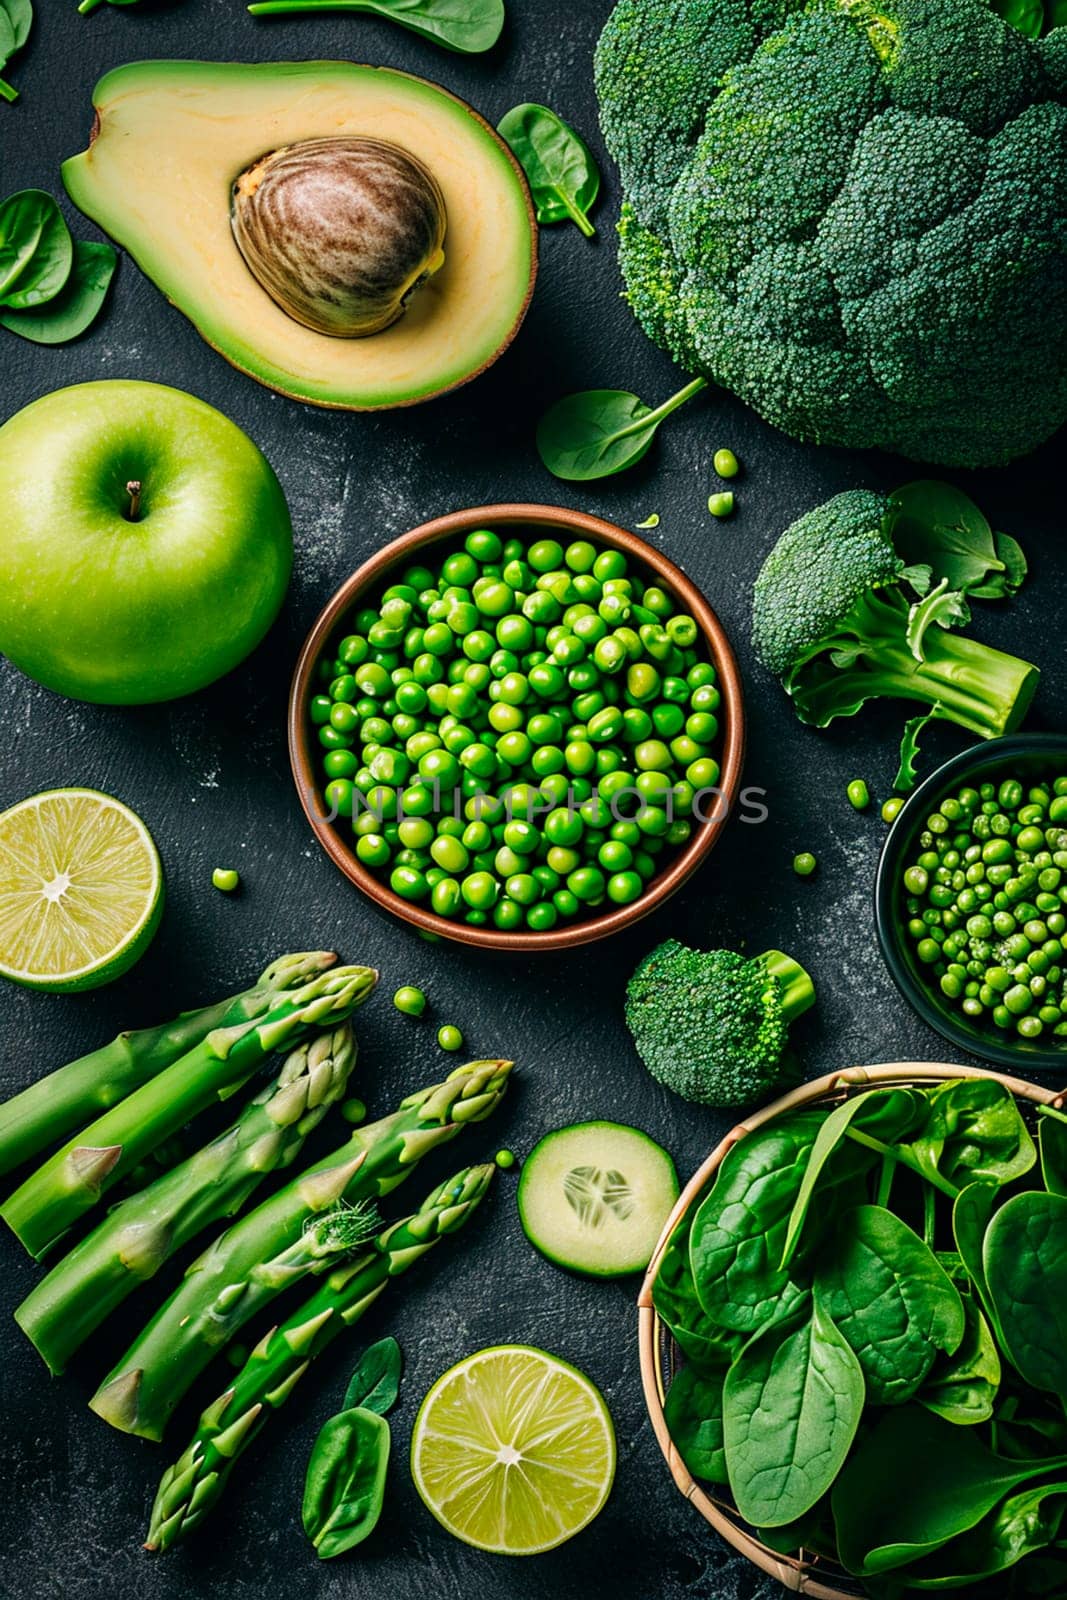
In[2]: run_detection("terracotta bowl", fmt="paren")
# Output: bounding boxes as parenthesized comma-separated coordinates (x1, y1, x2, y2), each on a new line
(288, 503, 746, 951)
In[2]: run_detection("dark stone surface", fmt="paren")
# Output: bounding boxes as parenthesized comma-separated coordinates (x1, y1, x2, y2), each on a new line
(0, 2, 1064, 1597)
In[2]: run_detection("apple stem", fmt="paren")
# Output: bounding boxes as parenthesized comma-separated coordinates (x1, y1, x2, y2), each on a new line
(125, 481, 143, 522)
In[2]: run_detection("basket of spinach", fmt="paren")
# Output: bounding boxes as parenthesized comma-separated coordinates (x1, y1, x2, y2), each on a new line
(639, 1063, 1067, 1599)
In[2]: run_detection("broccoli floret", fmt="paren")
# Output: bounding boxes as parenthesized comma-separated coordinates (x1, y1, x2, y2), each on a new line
(595, 0, 1067, 467)
(751, 485, 1040, 744)
(625, 940, 815, 1108)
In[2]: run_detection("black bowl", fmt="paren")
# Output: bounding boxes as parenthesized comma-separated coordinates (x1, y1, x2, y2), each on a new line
(875, 733, 1067, 1071)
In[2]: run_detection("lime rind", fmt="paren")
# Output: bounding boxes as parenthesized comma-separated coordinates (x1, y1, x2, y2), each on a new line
(0, 788, 163, 991)
(411, 1343, 616, 1556)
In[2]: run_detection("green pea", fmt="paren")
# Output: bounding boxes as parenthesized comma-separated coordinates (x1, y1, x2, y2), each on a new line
(393, 986, 427, 1017)
(707, 492, 735, 519)
(793, 852, 817, 878)
(391, 866, 429, 901)
(211, 867, 240, 893)
(437, 1024, 464, 1052)
(713, 447, 740, 478)
(882, 797, 905, 823)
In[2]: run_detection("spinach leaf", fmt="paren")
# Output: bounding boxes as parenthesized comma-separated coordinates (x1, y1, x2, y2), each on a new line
(907, 1078, 1036, 1189)
(536, 379, 707, 482)
(1039, 1107, 1067, 1198)
(886, 1480, 1067, 1589)
(663, 1365, 727, 1484)
(832, 1406, 1067, 1576)
(497, 104, 599, 237)
(246, 0, 505, 55)
(722, 1294, 864, 1528)
(690, 1112, 824, 1333)
(343, 1336, 402, 1416)
(652, 1208, 743, 1371)
(302, 1406, 390, 1559)
(816, 1204, 965, 1406)
(779, 1088, 923, 1270)
(986, 1191, 1067, 1403)
(0, 239, 116, 343)
(0, 0, 31, 104)
(0, 190, 72, 309)
(919, 1296, 1001, 1425)
(889, 480, 1027, 600)
(953, 1179, 1001, 1325)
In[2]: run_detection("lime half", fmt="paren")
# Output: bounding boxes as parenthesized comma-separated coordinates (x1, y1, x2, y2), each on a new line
(411, 1344, 615, 1555)
(0, 788, 163, 991)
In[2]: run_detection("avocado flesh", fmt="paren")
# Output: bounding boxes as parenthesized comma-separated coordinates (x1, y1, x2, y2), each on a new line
(62, 61, 536, 410)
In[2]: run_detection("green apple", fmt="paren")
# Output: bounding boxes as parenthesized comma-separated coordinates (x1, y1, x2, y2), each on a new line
(0, 380, 293, 703)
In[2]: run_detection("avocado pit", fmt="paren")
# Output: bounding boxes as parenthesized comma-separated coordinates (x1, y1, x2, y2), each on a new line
(231, 136, 447, 338)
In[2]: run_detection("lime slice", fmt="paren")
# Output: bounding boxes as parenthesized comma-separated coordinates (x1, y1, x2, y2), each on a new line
(0, 788, 163, 991)
(411, 1344, 615, 1555)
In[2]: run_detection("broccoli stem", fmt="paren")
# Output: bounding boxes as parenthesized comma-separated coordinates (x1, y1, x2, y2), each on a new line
(871, 624, 1039, 739)
(758, 951, 815, 1022)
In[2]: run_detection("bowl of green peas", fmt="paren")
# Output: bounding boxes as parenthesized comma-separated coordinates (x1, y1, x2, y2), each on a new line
(875, 733, 1067, 1068)
(289, 504, 745, 950)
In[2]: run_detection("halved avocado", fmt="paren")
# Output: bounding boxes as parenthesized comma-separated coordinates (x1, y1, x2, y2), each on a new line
(62, 61, 537, 410)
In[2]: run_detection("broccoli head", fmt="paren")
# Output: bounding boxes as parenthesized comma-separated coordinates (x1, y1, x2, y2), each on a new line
(625, 940, 815, 1108)
(751, 483, 1040, 755)
(594, 0, 1067, 467)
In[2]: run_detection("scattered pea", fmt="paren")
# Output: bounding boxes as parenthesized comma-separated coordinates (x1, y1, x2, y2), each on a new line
(707, 491, 735, 519)
(211, 868, 240, 893)
(713, 448, 740, 479)
(495, 1149, 517, 1170)
(882, 797, 905, 823)
(341, 1097, 367, 1125)
(793, 852, 817, 877)
(437, 1024, 464, 1052)
(847, 779, 871, 812)
(393, 985, 427, 1018)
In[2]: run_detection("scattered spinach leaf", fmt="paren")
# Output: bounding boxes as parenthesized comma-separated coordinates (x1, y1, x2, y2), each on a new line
(722, 1294, 864, 1528)
(0, 239, 115, 343)
(246, 0, 505, 55)
(986, 1191, 1067, 1403)
(536, 378, 707, 482)
(0, 190, 72, 308)
(0, 0, 31, 103)
(663, 1365, 727, 1484)
(919, 1297, 1001, 1426)
(1039, 1107, 1067, 1198)
(832, 1406, 1067, 1577)
(889, 481, 1028, 601)
(497, 103, 599, 237)
(343, 1336, 402, 1416)
(302, 1406, 390, 1559)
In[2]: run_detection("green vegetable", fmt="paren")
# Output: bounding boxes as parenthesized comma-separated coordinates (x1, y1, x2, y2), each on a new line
(393, 985, 426, 1017)
(79, 0, 142, 11)
(90, 1059, 512, 1439)
(907, 1080, 1037, 1188)
(793, 852, 817, 878)
(722, 1295, 865, 1528)
(897, 775, 1067, 1041)
(211, 867, 239, 892)
(707, 492, 734, 520)
(0, 238, 117, 343)
(536, 378, 706, 481)
(494, 1147, 515, 1169)
(344, 1337, 403, 1414)
(712, 448, 739, 479)
(652, 1204, 743, 1372)
(894, 708, 939, 793)
(2, 963, 377, 1259)
(0, 0, 31, 102)
(663, 1365, 727, 1484)
(0, 190, 116, 342)
(986, 1191, 1067, 1403)
(625, 940, 814, 1109)
(303, 1406, 390, 1558)
(990, 0, 1064, 36)
(146, 1164, 493, 1549)
(882, 797, 905, 823)
(890, 481, 1028, 602)
(497, 104, 599, 237)
(13, 1026, 357, 1374)
(752, 487, 1039, 770)
(594, 0, 1067, 467)
(847, 779, 870, 811)
(816, 1204, 965, 1405)
(918, 1297, 1001, 1426)
(1039, 1107, 1067, 1197)
(0, 951, 336, 1178)
(246, 0, 505, 53)
(437, 1024, 463, 1052)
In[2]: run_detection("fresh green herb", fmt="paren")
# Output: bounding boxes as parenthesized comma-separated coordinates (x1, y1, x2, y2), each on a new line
(537, 378, 707, 481)
(707, 491, 734, 519)
(497, 104, 599, 237)
(0, 0, 32, 103)
(792, 852, 816, 877)
(713, 448, 739, 479)
(894, 706, 939, 793)
(247, 0, 505, 54)
(625, 941, 815, 1109)
(210, 866, 239, 892)
(303, 1404, 390, 1558)
(393, 985, 426, 1017)
(344, 1336, 403, 1415)
(846, 779, 869, 811)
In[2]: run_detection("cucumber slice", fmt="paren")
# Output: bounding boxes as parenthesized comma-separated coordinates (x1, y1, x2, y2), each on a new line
(517, 1121, 679, 1278)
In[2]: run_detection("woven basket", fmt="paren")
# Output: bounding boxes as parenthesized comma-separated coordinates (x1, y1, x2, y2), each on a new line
(637, 1061, 1067, 1598)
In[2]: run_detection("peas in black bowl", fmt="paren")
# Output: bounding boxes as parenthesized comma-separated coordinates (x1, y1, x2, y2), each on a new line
(876, 734, 1067, 1069)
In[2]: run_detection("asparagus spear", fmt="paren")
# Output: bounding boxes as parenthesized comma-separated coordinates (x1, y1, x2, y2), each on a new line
(91, 1059, 513, 1440)
(15, 1026, 359, 1375)
(145, 1162, 495, 1551)
(0, 952, 338, 1179)
(2, 965, 378, 1261)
